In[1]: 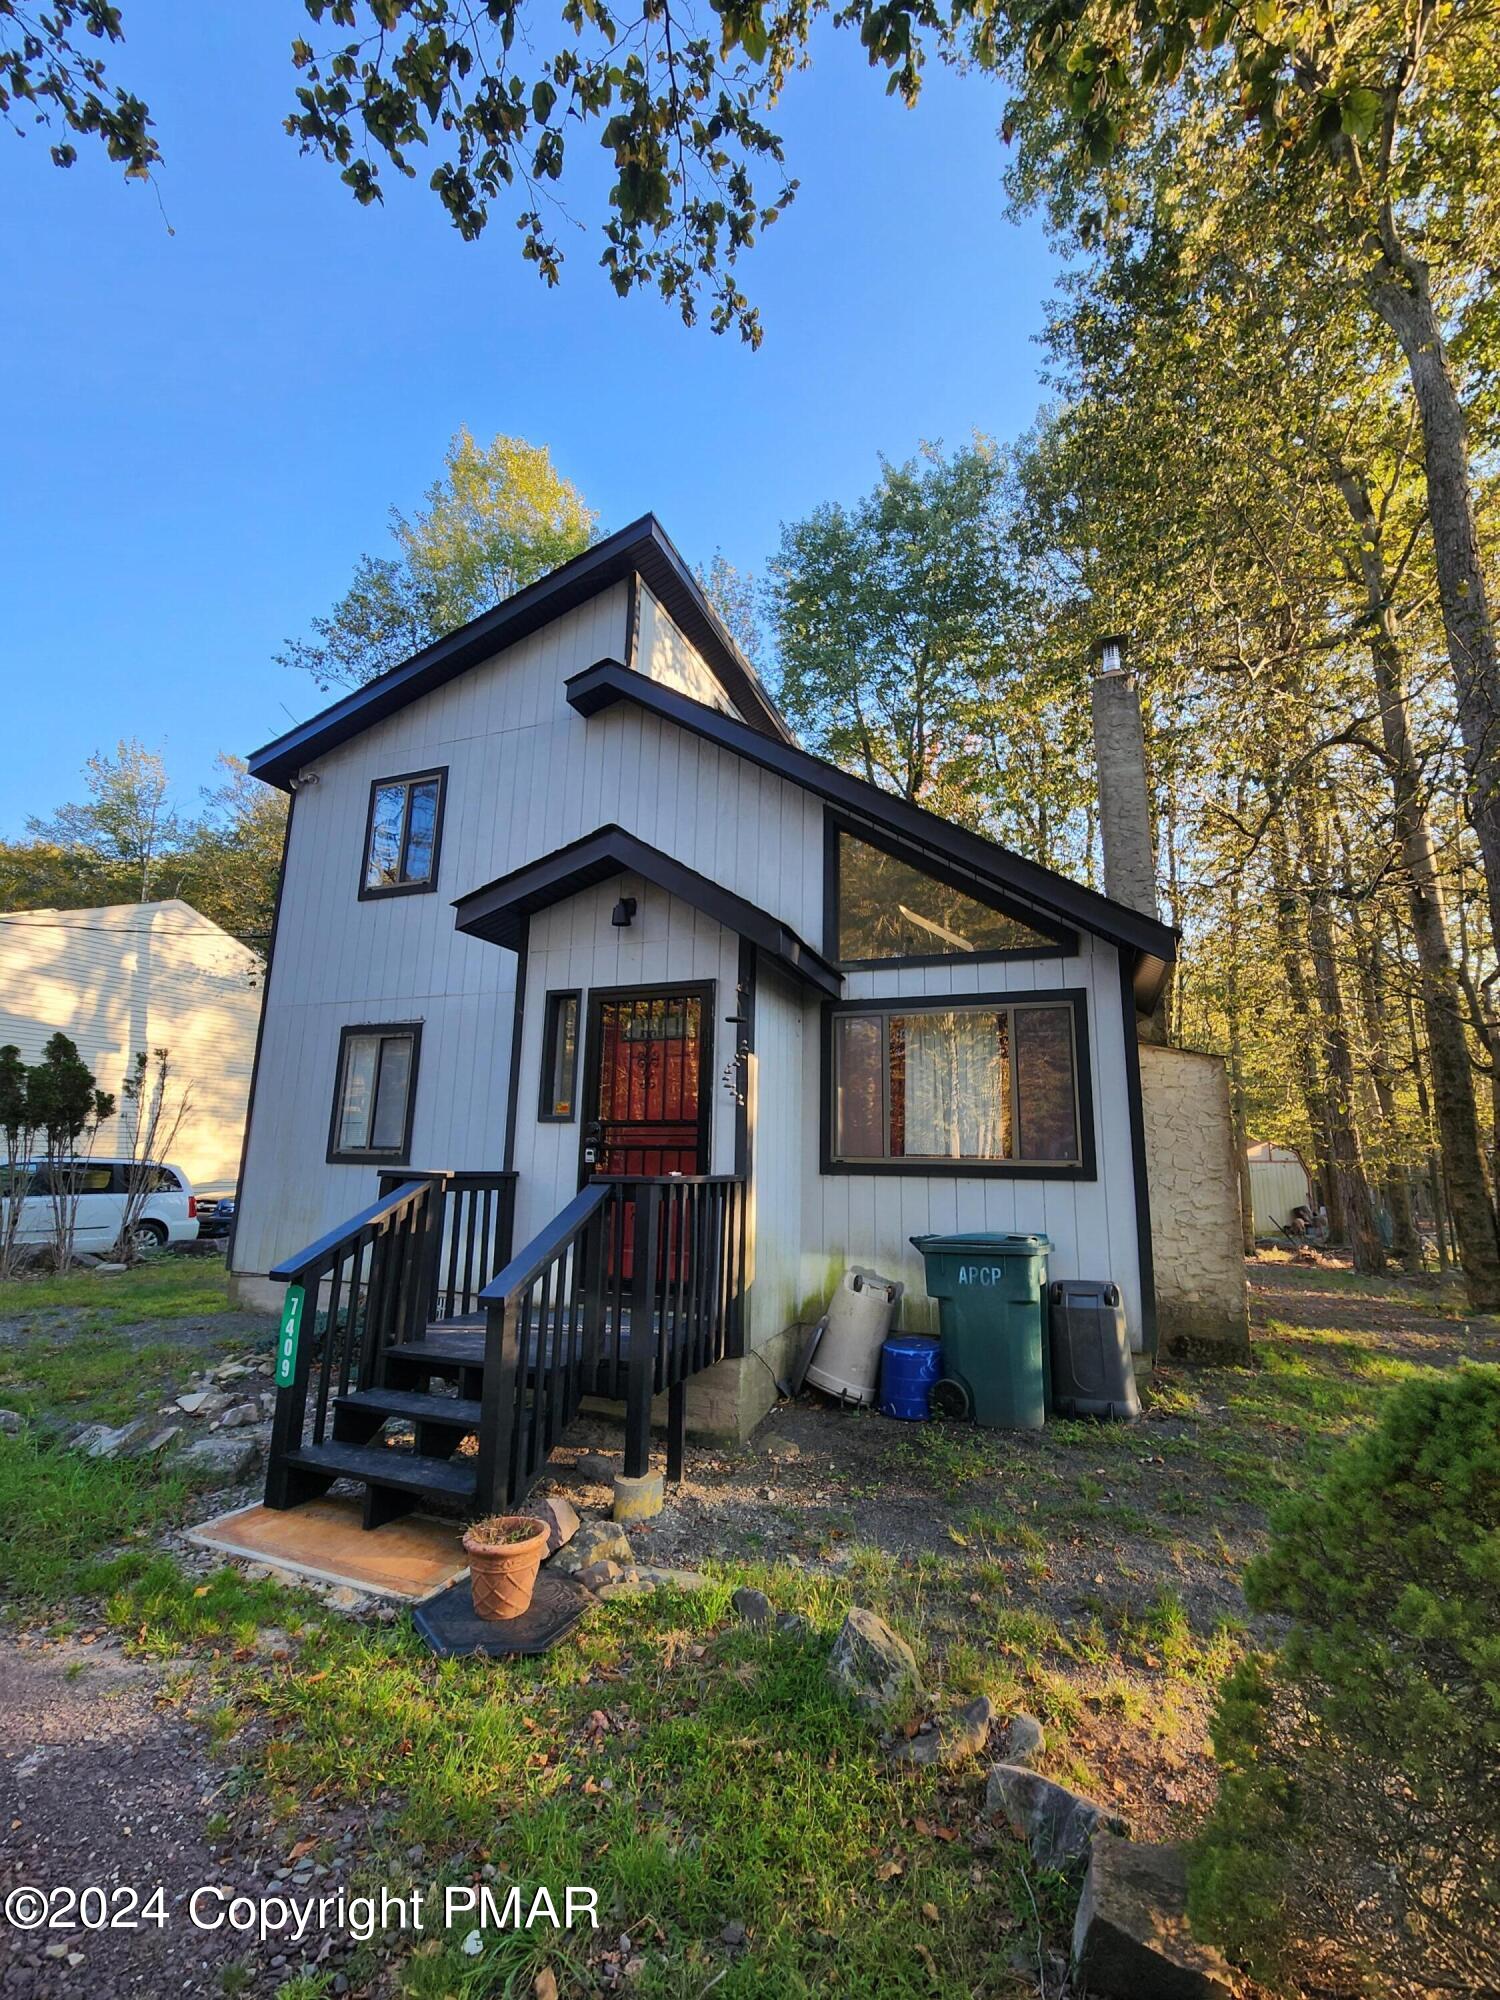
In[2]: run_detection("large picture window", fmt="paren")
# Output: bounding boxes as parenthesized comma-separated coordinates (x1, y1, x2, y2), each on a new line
(827, 993, 1092, 1177)
(328, 1023, 421, 1163)
(831, 824, 1068, 966)
(360, 768, 447, 898)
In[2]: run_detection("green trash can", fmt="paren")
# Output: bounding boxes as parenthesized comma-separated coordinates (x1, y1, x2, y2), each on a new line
(910, 1233, 1052, 1430)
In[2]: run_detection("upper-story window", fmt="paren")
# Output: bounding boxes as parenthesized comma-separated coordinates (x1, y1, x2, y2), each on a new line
(360, 768, 447, 899)
(830, 822, 1069, 966)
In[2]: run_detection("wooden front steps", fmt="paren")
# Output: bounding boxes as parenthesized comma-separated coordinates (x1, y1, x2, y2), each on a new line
(265, 1171, 747, 1529)
(281, 1440, 477, 1529)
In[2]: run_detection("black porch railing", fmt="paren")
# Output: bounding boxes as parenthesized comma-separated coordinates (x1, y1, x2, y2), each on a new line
(376, 1169, 518, 1320)
(473, 1174, 746, 1515)
(264, 1169, 516, 1506)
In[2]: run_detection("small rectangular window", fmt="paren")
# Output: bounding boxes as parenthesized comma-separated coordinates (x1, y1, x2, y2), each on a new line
(539, 990, 581, 1122)
(329, 1024, 421, 1162)
(360, 769, 447, 897)
(829, 997, 1086, 1170)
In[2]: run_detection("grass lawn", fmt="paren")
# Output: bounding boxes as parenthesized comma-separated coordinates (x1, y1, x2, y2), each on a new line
(3, 1253, 1491, 1998)
(0, 1256, 270, 1598)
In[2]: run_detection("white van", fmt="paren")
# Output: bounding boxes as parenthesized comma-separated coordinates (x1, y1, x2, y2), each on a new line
(6, 1160, 200, 1256)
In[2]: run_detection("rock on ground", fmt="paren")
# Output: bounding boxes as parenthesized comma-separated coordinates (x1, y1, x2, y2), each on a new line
(1071, 1834, 1237, 1999)
(998, 1712, 1045, 1767)
(892, 1694, 994, 1768)
(985, 1764, 1128, 1868)
(535, 1495, 580, 1554)
(549, 1520, 632, 1575)
(828, 1607, 922, 1713)
(731, 1586, 772, 1626)
(175, 1433, 260, 1484)
(594, 1566, 707, 1600)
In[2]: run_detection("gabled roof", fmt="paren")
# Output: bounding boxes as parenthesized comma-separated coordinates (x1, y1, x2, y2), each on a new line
(452, 824, 843, 996)
(565, 659, 1178, 1009)
(248, 515, 792, 789)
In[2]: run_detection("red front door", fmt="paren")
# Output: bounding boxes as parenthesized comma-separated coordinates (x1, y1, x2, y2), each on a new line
(582, 986, 711, 1278)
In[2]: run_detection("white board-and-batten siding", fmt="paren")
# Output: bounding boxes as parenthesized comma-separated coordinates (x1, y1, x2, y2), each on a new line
(803, 934, 1144, 1349)
(0, 900, 263, 1191)
(231, 584, 822, 1286)
(232, 573, 1145, 1359)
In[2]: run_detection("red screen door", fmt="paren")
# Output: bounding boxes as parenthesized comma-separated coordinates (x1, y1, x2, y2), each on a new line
(583, 987, 710, 1279)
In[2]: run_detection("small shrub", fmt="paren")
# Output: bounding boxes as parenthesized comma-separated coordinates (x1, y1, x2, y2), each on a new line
(1190, 1365, 1500, 1994)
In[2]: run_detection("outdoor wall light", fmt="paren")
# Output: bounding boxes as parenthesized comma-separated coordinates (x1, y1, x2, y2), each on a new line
(611, 897, 637, 929)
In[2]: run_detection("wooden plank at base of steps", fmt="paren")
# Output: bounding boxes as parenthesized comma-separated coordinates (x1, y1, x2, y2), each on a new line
(284, 1441, 475, 1500)
(335, 1388, 482, 1430)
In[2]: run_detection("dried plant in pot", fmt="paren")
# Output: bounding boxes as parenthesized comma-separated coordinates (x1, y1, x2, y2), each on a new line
(462, 1514, 551, 1620)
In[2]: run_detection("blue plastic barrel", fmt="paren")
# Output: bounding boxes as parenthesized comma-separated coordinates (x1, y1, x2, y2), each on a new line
(878, 1334, 942, 1421)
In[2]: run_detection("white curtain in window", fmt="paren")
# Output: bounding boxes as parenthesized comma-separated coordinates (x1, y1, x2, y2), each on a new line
(899, 1009, 1010, 1158)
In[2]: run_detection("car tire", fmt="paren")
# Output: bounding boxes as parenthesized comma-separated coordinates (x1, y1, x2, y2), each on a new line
(130, 1219, 169, 1255)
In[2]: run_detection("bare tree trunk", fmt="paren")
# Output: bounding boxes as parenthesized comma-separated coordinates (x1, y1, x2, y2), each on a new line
(1292, 784, 1387, 1274)
(1367, 246, 1500, 963)
(1334, 466, 1500, 1307)
(1225, 846, 1257, 1254)
(1267, 811, 1344, 1241)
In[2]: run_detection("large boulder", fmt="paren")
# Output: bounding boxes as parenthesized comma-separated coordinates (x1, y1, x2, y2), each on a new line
(828, 1608, 922, 1713)
(985, 1764, 1128, 1868)
(892, 1694, 994, 1768)
(1071, 1835, 1237, 1999)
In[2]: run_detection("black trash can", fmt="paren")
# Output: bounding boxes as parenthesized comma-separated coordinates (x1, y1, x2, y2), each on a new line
(1048, 1279, 1140, 1421)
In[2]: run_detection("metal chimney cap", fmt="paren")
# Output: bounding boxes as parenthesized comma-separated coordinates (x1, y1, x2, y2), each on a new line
(1094, 633, 1129, 675)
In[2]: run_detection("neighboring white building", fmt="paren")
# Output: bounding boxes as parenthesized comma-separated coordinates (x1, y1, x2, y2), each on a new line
(0, 900, 264, 1190)
(231, 512, 1188, 1525)
(1246, 1141, 1314, 1238)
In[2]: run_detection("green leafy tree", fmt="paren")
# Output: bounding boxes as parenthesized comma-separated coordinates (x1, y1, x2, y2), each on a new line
(0, 1, 156, 175)
(1192, 1366, 1500, 1993)
(768, 441, 1013, 810)
(0, 1043, 37, 1279)
(26, 1033, 115, 1271)
(25, 738, 180, 905)
(175, 755, 288, 948)
(278, 429, 596, 689)
(695, 552, 764, 675)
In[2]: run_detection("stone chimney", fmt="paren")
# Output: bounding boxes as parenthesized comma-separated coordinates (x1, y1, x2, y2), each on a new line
(1090, 635, 1159, 920)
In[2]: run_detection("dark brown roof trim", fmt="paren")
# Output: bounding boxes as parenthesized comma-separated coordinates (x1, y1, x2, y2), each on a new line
(565, 658, 1178, 1011)
(452, 823, 843, 997)
(248, 516, 792, 789)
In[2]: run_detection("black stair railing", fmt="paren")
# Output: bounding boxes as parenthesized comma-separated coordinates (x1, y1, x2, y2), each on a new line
(375, 1168, 518, 1320)
(265, 1168, 517, 1509)
(473, 1174, 746, 1515)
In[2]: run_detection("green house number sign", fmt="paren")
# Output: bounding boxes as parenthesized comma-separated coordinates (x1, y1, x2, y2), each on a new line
(275, 1285, 306, 1390)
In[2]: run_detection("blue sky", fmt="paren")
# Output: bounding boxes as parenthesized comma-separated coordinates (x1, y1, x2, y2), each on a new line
(0, 2, 1059, 835)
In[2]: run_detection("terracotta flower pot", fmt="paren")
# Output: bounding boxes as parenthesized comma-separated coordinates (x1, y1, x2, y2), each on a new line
(463, 1516, 551, 1621)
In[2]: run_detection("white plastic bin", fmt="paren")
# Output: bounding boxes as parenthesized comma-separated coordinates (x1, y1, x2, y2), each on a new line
(803, 1267, 904, 1406)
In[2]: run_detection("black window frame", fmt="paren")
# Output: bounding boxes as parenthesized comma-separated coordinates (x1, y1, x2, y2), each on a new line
(326, 1022, 423, 1165)
(820, 987, 1096, 1180)
(358, 766, 449, 901)
(823, 811, 1077, 970)
(537, 988, 583, 1124)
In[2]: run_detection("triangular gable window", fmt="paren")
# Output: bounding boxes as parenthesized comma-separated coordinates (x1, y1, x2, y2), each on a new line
(834, 828, 1067, 964)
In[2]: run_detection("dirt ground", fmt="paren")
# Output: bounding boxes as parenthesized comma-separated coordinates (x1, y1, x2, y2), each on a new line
(2, 1253, 1493, 1998)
